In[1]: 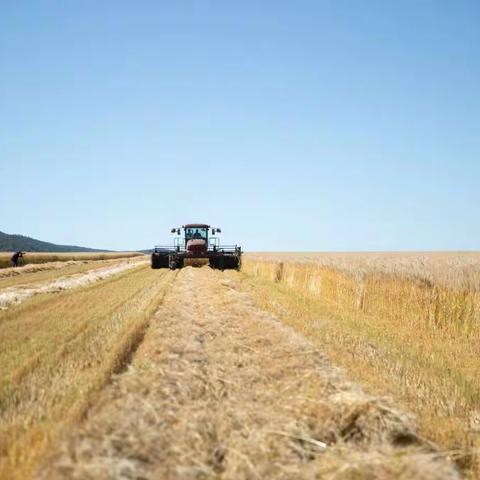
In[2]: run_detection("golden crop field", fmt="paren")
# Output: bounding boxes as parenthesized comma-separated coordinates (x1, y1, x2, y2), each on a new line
(243, 252, 480, 477)
(1, 253, 476, 479)
(0, 252, 143, 269)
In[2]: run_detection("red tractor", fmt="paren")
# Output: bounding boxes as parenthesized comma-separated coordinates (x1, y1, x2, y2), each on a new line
(151, 224, 242, 270)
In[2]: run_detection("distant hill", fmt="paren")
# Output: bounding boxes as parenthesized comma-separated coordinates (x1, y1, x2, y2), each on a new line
(0, 231, 111, 253)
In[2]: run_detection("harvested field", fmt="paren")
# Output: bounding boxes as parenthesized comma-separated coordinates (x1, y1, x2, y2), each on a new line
(0, 252, 143, 269)
(0, 256, 468, 479)
(0, 263, 173, 479)
(0, 257, 146, 310)
(0, 257, 145, 290)
(36, 267, 457, 480)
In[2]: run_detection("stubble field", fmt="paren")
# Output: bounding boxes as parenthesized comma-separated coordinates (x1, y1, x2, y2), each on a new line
(0, 252, 143, 269)
(1, 252, 478, 479)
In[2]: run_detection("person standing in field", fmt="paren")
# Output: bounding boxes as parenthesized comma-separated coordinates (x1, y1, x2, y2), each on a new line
(11, 251, 25, 267)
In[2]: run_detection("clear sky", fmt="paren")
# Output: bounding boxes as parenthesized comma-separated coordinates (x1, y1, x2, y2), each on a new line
(1, 1, 479, 251)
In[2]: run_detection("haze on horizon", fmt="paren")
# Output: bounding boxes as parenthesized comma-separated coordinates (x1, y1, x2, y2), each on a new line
(1, 1, 479, 252)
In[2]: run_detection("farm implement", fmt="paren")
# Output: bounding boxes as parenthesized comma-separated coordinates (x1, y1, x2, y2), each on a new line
(151, 224, 242, 270)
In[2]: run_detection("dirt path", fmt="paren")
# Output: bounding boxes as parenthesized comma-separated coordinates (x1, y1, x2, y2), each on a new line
(0, 258, 146, 310)
(36, 267, 459, 479)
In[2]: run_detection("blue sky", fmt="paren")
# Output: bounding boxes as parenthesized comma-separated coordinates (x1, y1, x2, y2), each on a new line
(1, 1, 479, 251)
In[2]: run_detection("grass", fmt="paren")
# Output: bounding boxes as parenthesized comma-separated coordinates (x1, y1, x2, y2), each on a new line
(0, 252, 143, 269)
(0, 264, 174, 479)
(241, 253, 480, 478)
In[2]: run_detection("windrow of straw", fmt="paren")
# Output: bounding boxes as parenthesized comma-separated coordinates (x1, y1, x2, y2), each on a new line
(0, 252, 143, 269)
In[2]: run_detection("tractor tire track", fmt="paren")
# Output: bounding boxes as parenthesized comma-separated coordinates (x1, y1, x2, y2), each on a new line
(36, 266, 459, 480)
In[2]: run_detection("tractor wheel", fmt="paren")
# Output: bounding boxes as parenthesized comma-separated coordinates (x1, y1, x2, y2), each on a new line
(209, 256, 225, 270)
(151, 254, 169, 269)
(169, 256, 184, 270)
(224, 256, 241, 270)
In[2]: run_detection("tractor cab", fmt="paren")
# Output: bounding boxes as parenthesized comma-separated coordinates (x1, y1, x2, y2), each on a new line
(184, 225, 208, 242)
(182, 224, 209, 255)
(171, 224, 222, 251)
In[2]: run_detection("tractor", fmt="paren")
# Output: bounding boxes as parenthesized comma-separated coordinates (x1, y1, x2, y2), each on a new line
(151, 224, 242, 270)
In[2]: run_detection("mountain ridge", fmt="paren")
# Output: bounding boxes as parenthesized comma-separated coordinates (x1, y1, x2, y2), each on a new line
(0, 231, 111, 252)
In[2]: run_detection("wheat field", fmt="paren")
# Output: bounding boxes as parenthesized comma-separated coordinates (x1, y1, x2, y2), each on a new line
(0, 253, 474, 479)
(242, 252, 480, 476)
